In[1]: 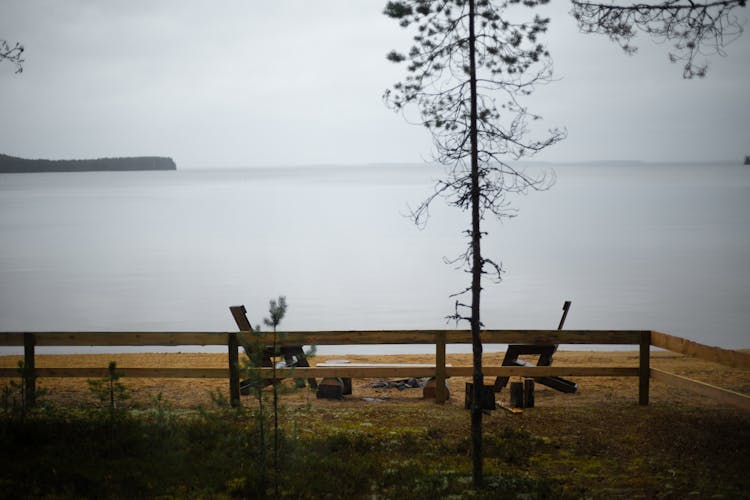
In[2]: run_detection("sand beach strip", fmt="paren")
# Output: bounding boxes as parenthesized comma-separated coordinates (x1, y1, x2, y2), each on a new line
(2, 350, 748, 410)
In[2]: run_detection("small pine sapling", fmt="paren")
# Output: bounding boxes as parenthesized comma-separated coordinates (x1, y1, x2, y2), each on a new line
(87, 361, 129, 412)
(263, 296, 287, 500)
(3, 361, 45, 418)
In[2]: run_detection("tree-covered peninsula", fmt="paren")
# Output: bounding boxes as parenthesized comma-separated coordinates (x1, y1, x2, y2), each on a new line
(0, 154, 177, 173)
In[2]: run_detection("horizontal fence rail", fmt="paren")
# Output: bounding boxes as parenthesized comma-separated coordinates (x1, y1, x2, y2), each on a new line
(1, 329, 747, 410)
(0, 332, 232, 347)
(0, 330, 647, 347)
(651, 331, 750, 370)
(251, 330, 646, 345)
(0, 366, 641, 380)
(255, 366, 641, 379)
(0, 367, 230, 379)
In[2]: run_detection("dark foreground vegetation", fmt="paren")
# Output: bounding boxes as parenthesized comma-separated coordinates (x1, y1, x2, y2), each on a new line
(1, 395, 748, 499)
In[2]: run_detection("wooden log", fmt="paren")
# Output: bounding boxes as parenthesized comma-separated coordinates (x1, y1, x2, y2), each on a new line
(651, 368, 750, 411)
(650, 331, 750, 370)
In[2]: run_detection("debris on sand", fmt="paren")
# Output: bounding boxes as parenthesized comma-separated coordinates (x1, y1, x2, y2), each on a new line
(369, 378, 429, 390)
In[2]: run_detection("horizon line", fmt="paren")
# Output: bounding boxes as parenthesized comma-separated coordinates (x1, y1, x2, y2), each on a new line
(176, 158, 743, 169)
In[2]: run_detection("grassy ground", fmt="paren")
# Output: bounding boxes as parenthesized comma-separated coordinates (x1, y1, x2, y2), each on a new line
(1, 399, 748, 498)
(1, 351, 748, 498)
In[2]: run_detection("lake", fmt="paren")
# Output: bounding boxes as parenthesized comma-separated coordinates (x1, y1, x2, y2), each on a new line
(1, 162, 748, 354)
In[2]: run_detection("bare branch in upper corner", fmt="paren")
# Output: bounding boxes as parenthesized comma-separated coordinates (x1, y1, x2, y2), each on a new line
(570, 0, 747, 78)
(1, 39, 25, 74)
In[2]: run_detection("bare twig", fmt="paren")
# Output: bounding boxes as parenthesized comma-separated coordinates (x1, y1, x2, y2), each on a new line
(0, 40, 24, 73)
(570, 0, 747, 77)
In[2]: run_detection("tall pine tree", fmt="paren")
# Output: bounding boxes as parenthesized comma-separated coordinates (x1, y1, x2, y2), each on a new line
(384, 0, 563, 486)
(384, 0, 745, 488)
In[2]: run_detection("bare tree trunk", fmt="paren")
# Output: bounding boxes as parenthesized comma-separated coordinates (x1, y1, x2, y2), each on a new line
(468, 0, 484, 489)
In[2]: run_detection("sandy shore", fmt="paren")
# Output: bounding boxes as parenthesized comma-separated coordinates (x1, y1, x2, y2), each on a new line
(2, 350, 748, 410)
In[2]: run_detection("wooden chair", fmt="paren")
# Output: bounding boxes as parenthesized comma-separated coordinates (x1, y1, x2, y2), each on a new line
(229, 305, 317, 393)
(493, 301, 578, 394)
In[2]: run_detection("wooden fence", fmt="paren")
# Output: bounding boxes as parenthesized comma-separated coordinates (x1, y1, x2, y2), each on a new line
(1, 330, 748, 409)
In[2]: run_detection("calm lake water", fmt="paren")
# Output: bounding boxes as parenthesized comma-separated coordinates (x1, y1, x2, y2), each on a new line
(1, 162, 748, 354)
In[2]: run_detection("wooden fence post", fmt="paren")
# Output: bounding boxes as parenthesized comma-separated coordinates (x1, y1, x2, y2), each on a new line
(435, 332, 447, 404)
(228, 332, 240, 408)
(639, 331, 651, 406)
(23, 332, 36, 407)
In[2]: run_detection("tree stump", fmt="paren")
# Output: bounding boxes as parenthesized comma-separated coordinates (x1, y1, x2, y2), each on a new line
(464, 382, 495, 410)
(316, 377, 345, 399)
(509, 381, 524, 408)
(510, 378, 535, 408)
(341, 377, 353, 395)
(524, 378, 535, 408)
(423, 377, 450, 400)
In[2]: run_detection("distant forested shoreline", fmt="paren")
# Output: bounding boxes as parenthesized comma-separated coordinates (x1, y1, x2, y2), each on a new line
(0, 154, 176, 173)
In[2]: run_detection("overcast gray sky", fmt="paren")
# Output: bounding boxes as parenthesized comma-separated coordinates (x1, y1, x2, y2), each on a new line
(1, 1, 748, 167)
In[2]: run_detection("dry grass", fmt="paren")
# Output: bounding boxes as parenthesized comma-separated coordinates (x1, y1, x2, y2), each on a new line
(2, 350, 748, 497)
